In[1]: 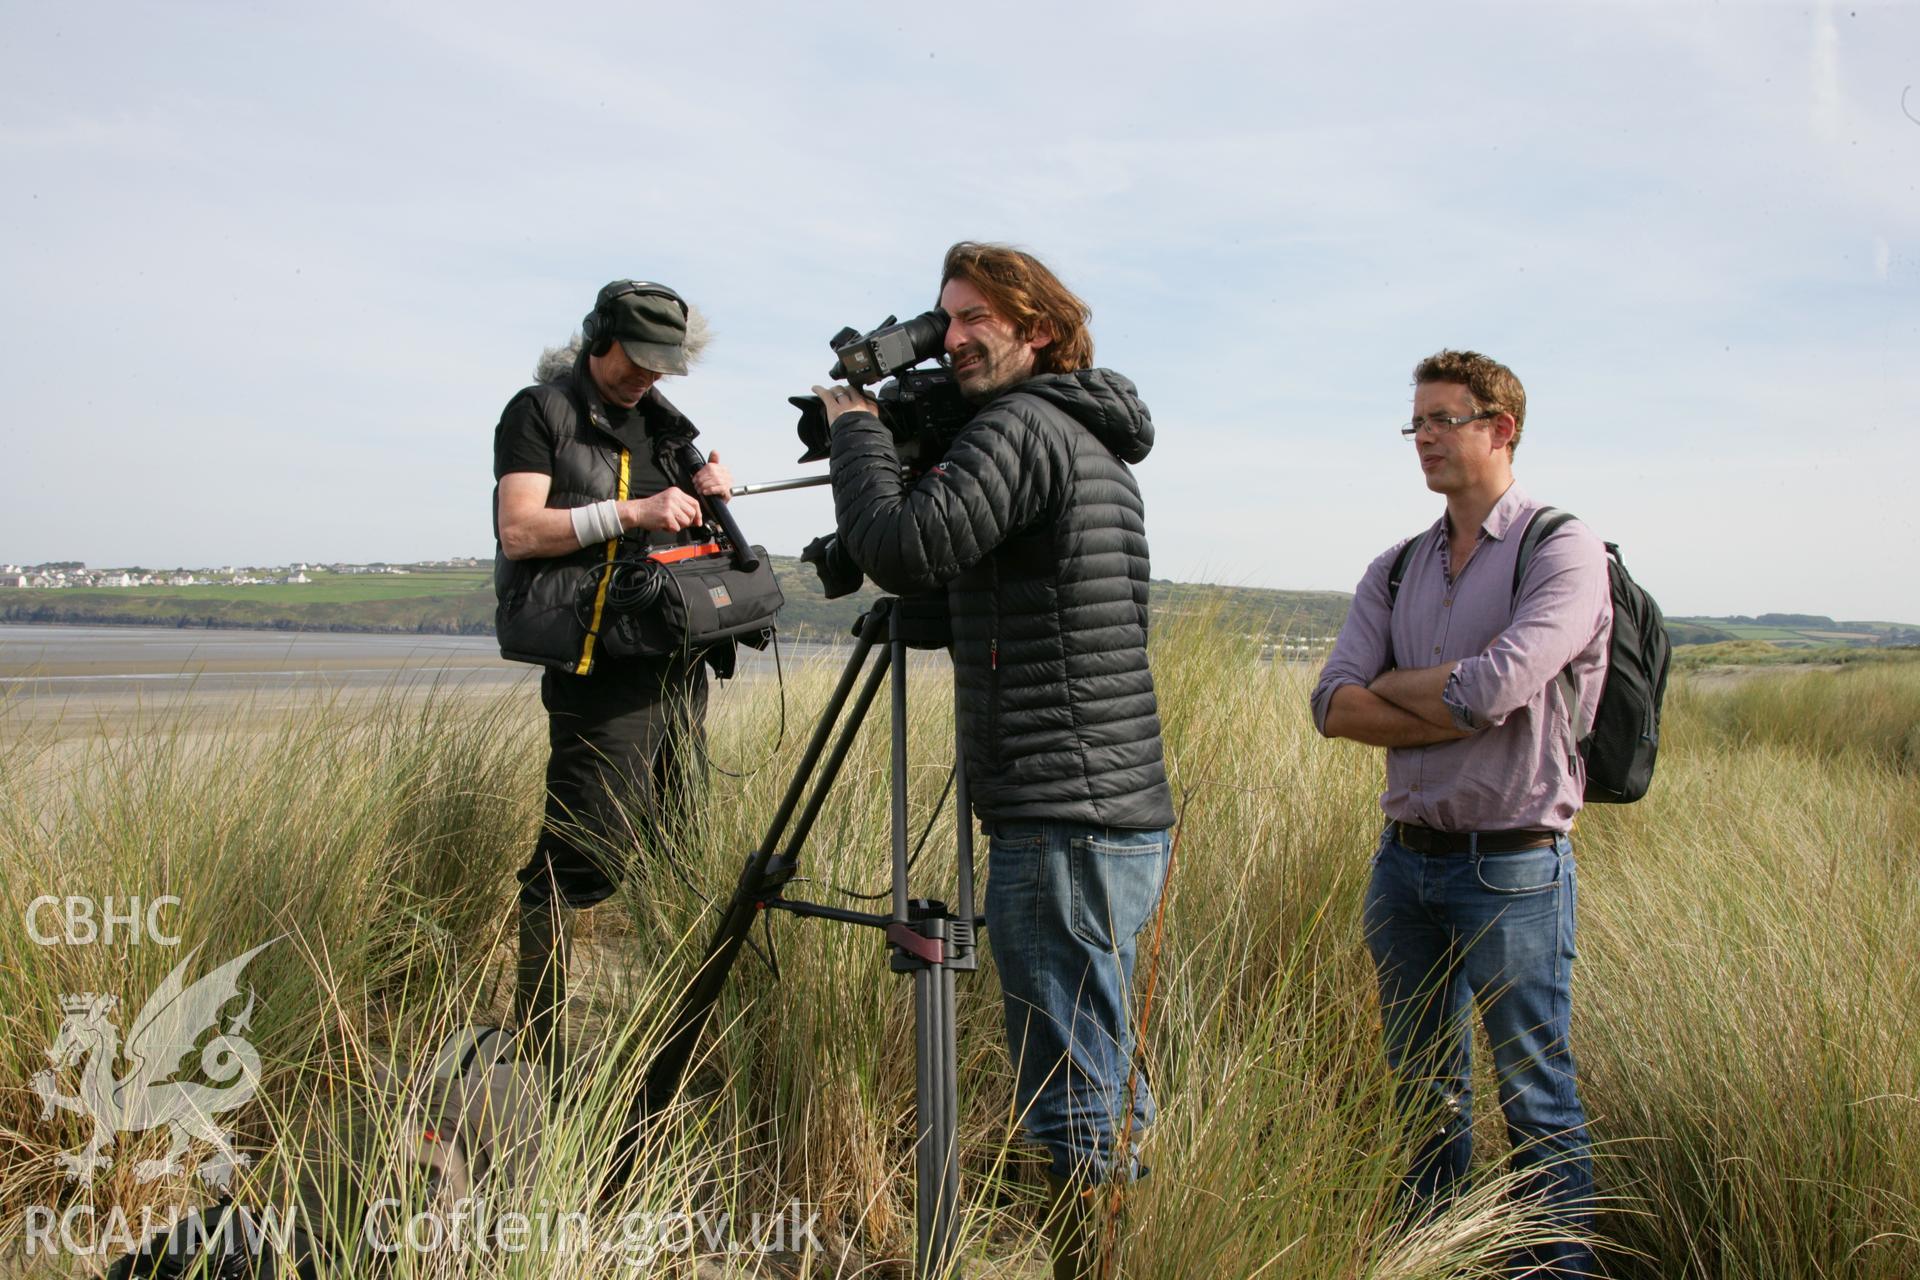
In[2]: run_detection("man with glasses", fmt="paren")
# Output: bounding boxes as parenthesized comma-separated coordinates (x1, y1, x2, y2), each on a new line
(1312, 350, 1612, 1277)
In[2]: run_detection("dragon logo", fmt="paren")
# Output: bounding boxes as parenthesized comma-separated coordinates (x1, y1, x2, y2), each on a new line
(29, 939, 276, 1188)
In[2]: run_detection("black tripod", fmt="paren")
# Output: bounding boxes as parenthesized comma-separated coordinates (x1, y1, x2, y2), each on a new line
(609, 597, 977, 1279)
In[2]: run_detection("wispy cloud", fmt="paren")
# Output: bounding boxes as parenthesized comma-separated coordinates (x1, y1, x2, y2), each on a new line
(1, 1, 1916, 618)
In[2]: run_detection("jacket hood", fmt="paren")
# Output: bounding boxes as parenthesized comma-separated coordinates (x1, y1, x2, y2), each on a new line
(1011, 369, 1155, 464)
(533, 302, 713, 385)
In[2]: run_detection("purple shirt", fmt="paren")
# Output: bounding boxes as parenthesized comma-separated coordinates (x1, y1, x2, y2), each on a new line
(1311, 483, 1613, 833)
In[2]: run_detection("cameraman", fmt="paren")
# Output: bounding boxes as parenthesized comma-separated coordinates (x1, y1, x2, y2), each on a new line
(813, 242, 1175, 1276)
(492, 279, 733, 1065)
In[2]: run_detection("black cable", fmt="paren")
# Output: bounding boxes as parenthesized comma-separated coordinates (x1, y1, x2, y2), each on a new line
(827, 765, 955, 903)
(573, 553, 670, 635)
(697, 625, 788, 781)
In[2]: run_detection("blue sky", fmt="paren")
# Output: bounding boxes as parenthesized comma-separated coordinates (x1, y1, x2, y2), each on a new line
(3, 2, 1916, 619)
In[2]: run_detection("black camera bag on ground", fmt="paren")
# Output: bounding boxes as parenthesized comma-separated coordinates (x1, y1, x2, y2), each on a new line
(106, 1201, 319, 1279)
(107, 1025, 547, 1279)
(1386, 507, 1670, 803)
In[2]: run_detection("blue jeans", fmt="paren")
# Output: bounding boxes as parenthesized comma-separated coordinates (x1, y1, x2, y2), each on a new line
(1363, 827, 1596, 1278)
(985, 820, 1171, 1182)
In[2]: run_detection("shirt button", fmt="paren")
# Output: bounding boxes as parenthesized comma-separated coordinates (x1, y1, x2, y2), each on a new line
(1442, 599, 1453, 608)
(1410, 784, 1422, 792)
(1433, 646, 1442, 655)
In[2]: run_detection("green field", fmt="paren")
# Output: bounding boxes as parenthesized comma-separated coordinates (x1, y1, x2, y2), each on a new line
(1703, 623, 1806, 643)
(0, 561, 1357, 647)
(8, 570, 1918, 669)
(81, 569, 493, 604)
(2, 569, 500, 634)
(1675, 640, 1920, 670)
(3, 621, 1916, 1277)
(1668, 614, 1920, 649)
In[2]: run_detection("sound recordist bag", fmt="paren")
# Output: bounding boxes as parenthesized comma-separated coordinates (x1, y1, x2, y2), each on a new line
(594, 542, 784, 661)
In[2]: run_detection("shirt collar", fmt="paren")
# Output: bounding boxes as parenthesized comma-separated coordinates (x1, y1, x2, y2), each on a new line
(1440, 480, 1531, 543)
(1481, 481, 1531, 540)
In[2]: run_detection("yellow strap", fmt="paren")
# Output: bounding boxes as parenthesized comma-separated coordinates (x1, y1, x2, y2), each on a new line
(573, 449, 630, 674)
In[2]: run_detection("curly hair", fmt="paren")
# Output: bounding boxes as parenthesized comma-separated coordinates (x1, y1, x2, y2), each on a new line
(939, 242, 1093, 375)
(1413, 349, 1527, 455)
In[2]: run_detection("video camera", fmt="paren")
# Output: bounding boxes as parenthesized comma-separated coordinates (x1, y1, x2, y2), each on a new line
(790, 310, 973, 468)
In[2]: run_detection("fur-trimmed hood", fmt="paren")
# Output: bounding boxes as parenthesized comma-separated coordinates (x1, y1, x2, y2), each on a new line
(533, 301, 713, 385)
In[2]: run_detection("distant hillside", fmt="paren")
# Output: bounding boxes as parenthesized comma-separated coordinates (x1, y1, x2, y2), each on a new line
(5, 562, 1912, 656)
(1673, 640, 1920, 670)
(1666, 615, 1920, 649)
(1667, 619, 1738, 646)
(0, 557, 1350, 651)
(776, 567, 1351, 651)
(0, 568, 498, 634)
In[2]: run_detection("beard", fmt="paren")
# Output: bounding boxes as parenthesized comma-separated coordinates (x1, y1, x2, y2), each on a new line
(952, 342, 1032, 405)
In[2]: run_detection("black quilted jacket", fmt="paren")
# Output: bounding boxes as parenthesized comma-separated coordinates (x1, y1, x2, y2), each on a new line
(829, 369, 1176, 831)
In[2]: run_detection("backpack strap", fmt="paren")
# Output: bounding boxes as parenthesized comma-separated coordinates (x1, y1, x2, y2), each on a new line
(1511, 506, 1589, 743)
(1384, 530, 1427, 670)
(1511, 506, 1577, 599)
(459, 1025, 510, 1075)
(1386, 531, 1426, 607)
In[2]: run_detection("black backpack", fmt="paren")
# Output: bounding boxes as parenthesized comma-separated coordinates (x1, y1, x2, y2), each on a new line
(1386, 507, 1670, 803)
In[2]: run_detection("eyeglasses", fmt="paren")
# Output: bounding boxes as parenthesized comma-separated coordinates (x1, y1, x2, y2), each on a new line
(1400, 410, 1495, 440)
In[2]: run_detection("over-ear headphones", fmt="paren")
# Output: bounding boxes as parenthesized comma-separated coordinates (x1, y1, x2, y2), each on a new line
(582, 280, 688, 355)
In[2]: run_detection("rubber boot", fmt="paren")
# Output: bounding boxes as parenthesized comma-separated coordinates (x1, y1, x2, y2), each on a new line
(515, 896, 571, 1084)
(1042, 1172, 1105, 1280)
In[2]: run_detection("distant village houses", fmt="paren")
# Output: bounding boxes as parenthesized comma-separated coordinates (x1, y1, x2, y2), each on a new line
(2, 558, 478, 590)
(0, 561, 325, 590)
(328, 563, 411, 575)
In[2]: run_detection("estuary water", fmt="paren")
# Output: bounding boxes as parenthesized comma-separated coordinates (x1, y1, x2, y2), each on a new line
(0, 625, 849, 730)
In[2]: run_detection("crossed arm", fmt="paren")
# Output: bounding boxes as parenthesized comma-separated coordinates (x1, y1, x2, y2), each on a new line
(1316, 522, 1609, 749)
(1322, 666, 1467, 748)
(1314, 540, 1467, 748)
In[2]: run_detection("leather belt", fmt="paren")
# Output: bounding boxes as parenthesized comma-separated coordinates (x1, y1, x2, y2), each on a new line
(1391, 821, 1559, 855)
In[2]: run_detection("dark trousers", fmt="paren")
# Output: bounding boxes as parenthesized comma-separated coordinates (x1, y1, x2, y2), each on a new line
(516, 659, 708, 910)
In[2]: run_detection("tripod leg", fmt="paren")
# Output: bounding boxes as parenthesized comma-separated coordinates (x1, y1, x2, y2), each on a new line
(930, 963, 961, 1276)
(890, 629, 911, 922)
(612, 607, 894, 1193)
(915, 966, 937, 1274)
(940, 965, 961, 1253)
(898, 644, 964, 1277)
(778, 647, 892, 860)
(914, 956, 963, 1280)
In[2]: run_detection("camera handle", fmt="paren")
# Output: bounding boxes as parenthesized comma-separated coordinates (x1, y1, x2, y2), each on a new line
(608, 598, 977, 1279)
(672, 440, 761, 573)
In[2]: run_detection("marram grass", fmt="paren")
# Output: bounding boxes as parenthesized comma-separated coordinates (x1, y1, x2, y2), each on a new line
(1, 631, 1915, 1277)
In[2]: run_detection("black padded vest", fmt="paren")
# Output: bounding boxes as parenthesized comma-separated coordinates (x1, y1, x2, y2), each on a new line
(492, 357, 701, 672)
